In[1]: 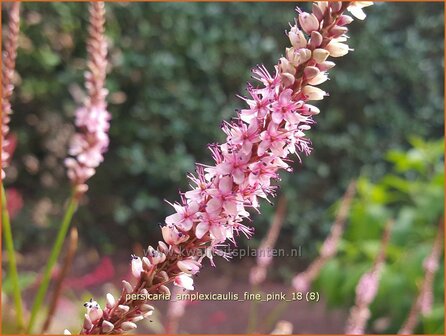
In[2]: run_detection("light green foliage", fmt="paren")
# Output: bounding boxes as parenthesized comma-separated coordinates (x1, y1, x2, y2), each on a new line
(314, 138, 444, 333)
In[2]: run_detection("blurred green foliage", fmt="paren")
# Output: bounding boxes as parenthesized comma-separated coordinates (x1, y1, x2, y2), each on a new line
(314, 137, 444, 333)
(2, 3, 444, 258)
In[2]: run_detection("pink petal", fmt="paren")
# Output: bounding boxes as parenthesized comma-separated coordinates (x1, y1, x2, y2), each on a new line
(219, 176, 233, 193)
(165, 213, 182, 226)
(195, 222, 209, 239)
(271, 111, 283, 124)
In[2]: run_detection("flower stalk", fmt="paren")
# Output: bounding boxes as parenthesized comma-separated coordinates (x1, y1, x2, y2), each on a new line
(42, 227, 79, 333)
(260, 180, 356, 333)
(247, 195, 287, 333)
(2, 185, 24, 331)
(72, 2, 372, 334)
(292, 180, 356, 293)
(27, 197, 78, 333)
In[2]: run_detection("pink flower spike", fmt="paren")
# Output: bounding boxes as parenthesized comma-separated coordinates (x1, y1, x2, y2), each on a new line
(77, 3, 372, 334)
(65, 2, 109, 198)
(1, 2, 20, 180)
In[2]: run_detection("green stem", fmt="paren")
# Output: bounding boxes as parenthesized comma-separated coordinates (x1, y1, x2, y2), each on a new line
(2, 185, 25, 331)
(261, 298, 291, 333)
(26, 196, 78, 334)
(246, 284, 259, 333)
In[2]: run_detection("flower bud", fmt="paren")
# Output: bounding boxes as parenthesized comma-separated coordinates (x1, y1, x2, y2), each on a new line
(301, 104, 320, 116)
(303, 66, 320, 80)
(329, 1, 342, 13)
(162, 225, 189, 246)
(88, 307, 103, 322)
(312, 48, 330, 63)
(106, 293, 115, 309)
(177, 259, 201, 275)
(308, 72, 328, 85)
(117, 305, 130, 314)
(317, 61, 336, 72)
(286, 47, 301, 67)
(297, 48, 312, 64)
(329, 25, 348, 38)
(326, 40, 351, 57)
(121, 322, 138, 331)
(158, 270, 170, 282)
(309, 31, 323, 49)
(303, 85, 327, 101)
(312, 3, 325, 21)
(142, 256, 152, 270)
(288, 26, 307, 49)
(141, 304, 155, 313)
(280, 73, 295, 88)
(337, 14, 354, 26)
(152, 250, 166, 265)
(83, 314, 93, 330)
(159, 285, 171, 296)
(174, 274, 195, 291)
(279, 57, 296, 75)
(298, 12, 319, 34)
(158, 241, 169, 254)
(140, 288, 148, 296)
(348, 2, 372, 21)
(131, 255, 143, 279)
(102, 320, 114, 333)
(122, 280, 133, 293)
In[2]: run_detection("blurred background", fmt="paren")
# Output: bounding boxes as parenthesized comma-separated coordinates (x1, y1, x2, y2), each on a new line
(1, 2, 444, 334)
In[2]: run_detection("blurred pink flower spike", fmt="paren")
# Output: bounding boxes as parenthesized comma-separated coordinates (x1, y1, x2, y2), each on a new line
(1, 2, 20, 180)
(65, 2, 110, 199)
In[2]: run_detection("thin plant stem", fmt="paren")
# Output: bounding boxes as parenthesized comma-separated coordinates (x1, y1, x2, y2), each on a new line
(27, 196, 78, 334)
(41, 227, 79, 333)
(1, 185, 24, 331)
(246, 284, 259, 333)
(262, 291, 293, 332)
(261, 180, 356, 332)
(247, 196, 287, 333)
